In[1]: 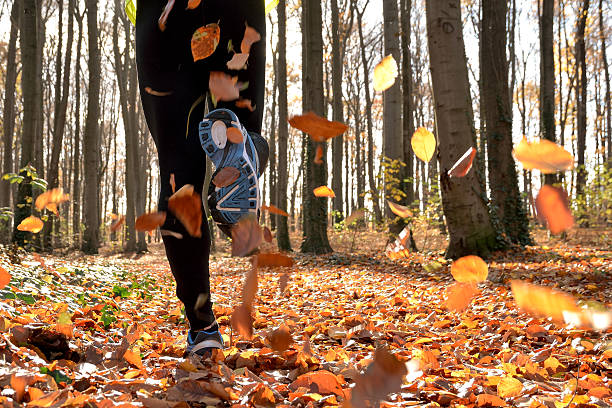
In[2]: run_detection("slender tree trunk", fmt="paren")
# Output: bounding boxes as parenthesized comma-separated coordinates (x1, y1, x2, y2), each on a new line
(301, 0, 332, 254)
(268, 48, 278, 230)
(601, 0, 612, 164)
(540, 0, 557, 185)
(575, 0, 589, 202)
(400, 0, 414, 210)
(72, 10, 83, 246)
(330, 0, 344, 223)
(276, 0, 292, 251)
(425, 0, 499, 258)
(82, 0, 101, 253)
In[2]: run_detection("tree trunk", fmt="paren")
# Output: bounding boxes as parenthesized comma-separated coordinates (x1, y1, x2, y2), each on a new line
(268, 47, 278, 230)
(601, 0, 611, 164)
(330, 0, 344, 223)
(425, 0, 499, 258)
(276, 0, 292, 251)
(575, 0, 589, 201)
(301, 0, 332, 254)
(82, 0, 101, 253)
(482, 0, 530, 245)
(72, 9, 83, 246)
(400, 0, 414, 210)
(539, 0, 557, 186)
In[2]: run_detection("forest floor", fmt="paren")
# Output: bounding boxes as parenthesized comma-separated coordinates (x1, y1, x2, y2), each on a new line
(0, 226, 610, 407)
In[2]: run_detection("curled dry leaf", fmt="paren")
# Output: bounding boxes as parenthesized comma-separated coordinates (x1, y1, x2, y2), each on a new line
(535, 185, 574, 234)
(231, 304, 253, 339)
(110, 215, 125, 232)
(497, 377, 523, 398)
(373, 55, 398, 92)
(209, 71, 240, 102)
(451, 255, 488, 283)
(313, 186, 335, 198)
(288, 112, 348, 142)
(226, 127, 243, 144)
(213, 167, 240, 188)
(448, 147, 477, 178)
(314, 145, 324, 164)
(263, 226, 273, 243)
(135, 211, 166, 232)
(168, 184, 202, 238)
(170, 173, 176, 193)
(17, 216, 44, 233)
(240, 23, 261, 54)
(235, 98, 255, 112)
(186, 0, 201, 9)
(144, 87, 173, 97)
(512, 138, 574, 173)
(268, 325, 293, 352)
(35, 188, 69, 212)
(191, 23, 220, 62)
(411, 127, 436, 163)
(351, 348, 407, 407)
(231, 215, 263, 257)
(387, 201, 412, 218)
(158, 0, 176, 31)
(255, 253, 295, 268)
(261, 204, 289, 217)
(226, 53, 249, 70)
(446, 282, 479, 312)
(511, 280, 581, 325)
(0, 266, 11, 289)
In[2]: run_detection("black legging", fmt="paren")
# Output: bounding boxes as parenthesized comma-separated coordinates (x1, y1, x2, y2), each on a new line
(136, 0, 266, 330)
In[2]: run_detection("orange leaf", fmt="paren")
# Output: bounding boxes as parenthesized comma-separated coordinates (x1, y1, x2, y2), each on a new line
(236, 98, 255, 112)
(511, 280, 581, 324)
(451, 255, 488, 283)
(448, 147, 476, 178)
(17, 216, 44, 233)
(158, 0, 175, 31)
(231, 304, 253, 339)
(255, 253, 295, 268)
(268, 324, 293, 352)
(289, 370, 345, 398)
(512, 137, 574, 173)
(313, 186, 335, 198)
(289, 112, 348, 142)
(213, 167, 240, 188)
(168, 184, 202, 238)
(124, 346, 143, 369)
(45, 203, 58, 216)
(135, 211, 166, 232)
(186, 0, 201, 9)
(387, 201, 412, 218)
(476, 394, 507, 407)
(411, 127, 436, 163)
(170, 173, 176, 193)
(242, 266, 258, 306)
(314, 145, 324, 164)
(231, 215, 263, 257)
(535, 185, 574, 234)
(251, 384, 275, 407)
(241, 23, 261, 54)
(35, 188, 69, 212)
(351, 348, 407, 405)
(0, 266, 11, 289)
(373, 55, 398, 92)
(263, 226, 273, 243)
(191, 23, 220, 61)
(145, 87, 173, 97)
(497, 377, 523, 398)
(110, 215, 125, 232)
(226, 127, 243, 144)
(261, 204, 289, 217)
(209, 71, 240, 101)
(446, 282, 479, 312)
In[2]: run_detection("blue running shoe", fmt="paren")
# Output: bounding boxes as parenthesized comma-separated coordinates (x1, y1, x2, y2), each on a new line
(184, 324, 224, 358)
(199, 109, 263, 235)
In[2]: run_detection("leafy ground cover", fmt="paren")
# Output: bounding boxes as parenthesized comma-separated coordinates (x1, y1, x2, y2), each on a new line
(0, 229, 610, 407)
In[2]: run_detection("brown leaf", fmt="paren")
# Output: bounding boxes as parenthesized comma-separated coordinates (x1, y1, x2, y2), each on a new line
(213, 167, 240, 188)
(289, 370, 345, 397)
(451, 255, 488, 283)
(476, 394, 507, 407)
(226, 127, 243, 144)
(168, 184, 202, 238)
(263, 226, 273, 243)
(35, 188, 69, 212)
(209, 71, 240, 102)
(535, 185, 574, 234)
(226, 53, 249, 70)
(314, 145, 324, 164)
(135, 211, 167, 232)
(261, 204, 289, 217)
(158, 0, 176, 31)
(235, 98, 255, 112)
(231, 215, 263, 257)
(110, 215, 125, 232)
(240, 23, 261, 54)
(289, 112, 348, 142)
(145, 87, 173, 97)
(186, 0, 201, 9)
(231, 304, 253, 339)
(191, 23, 220, 61)
(124, 346, 143, 369)
(0, 266, 11, 289)
(17, 215, 44, 233)
(255, 253, 294, 268)
(251, 384, 275, 407)
(446, 282, 479, 312)
(242, 266, 258, 306)
(279, 273, 289, 293)
(511, 280, 581, 325)
(268, 324, 293, 352)
(448, 147, 476, 178)
(313, 186, 335, 198)
(387, 201, 412, 218)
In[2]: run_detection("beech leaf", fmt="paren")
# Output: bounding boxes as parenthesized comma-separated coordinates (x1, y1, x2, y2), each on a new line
(289, 112, 348, 142)
(448, 147, 477, 178)
(535, 185, 574, 234)
(313, 186, 335, 198)
(512, 138, 573, 173)
(373, 55, 398, 92)
(411, 127, 436, 163)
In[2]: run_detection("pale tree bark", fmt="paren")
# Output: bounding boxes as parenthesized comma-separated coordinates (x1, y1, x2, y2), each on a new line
(425, 0, 499, 258)
(575, 0, 589, 201)
(482, 0, 530, 245)
(276, 0, 291, 251)
(82, 0, 101, 253)
(539, 0, 557, 185)
(301, 0, 332, 254)
(600, 0, 611, 164)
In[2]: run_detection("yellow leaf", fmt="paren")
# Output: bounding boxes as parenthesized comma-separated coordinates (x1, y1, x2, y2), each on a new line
(411, 127, 436, 163)
(511, 280, 581, 324)
(265, 0, 279, 14)
(373, 55, 398, 92)
(387, 201, 412, 218)
(313, 186, 335, 198)
(497, 377, 523, 398)
(451, 255, 488, 283)
(512, 138, 574, 173)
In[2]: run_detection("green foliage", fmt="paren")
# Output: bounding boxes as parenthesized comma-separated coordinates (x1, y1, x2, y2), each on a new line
(573, 164, 612, 226)
(3, 165, 47, 192)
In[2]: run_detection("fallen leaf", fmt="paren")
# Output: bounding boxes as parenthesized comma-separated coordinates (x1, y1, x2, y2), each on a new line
(446, 282, 479, 312)
(186, 0, 201, 9)
(476, 394, 507, 407)
(213, 167, 240, 188)
(209, 71, 240, 101)
(511, 280, 581, 324)
(35, 188, 69, 212)
(168, 184, 202, 238)
(110, 215, 125, 232)
(261, 205, 289, 217)
(497, 377, 523, 398)
(191, 23, 220, 61)
(226, 127, 243, 144)
(241, 23, 261, 54)
(268, 324, 293, 352)
(158, 0, 176, 31)
(535, 185, 574, 234)
(314, 186, 335, 198)
(236, 99, 255, 112)
(226, 53, 249, 70)
(279, 273, 289, 293)
(289, 370, 345, 397)
(411, 127, 436, 163)
(124, 346, 143, 369)
(373, 55, 398, 92)
(135, 211, 166, 232)
(451, 255, 488, 283)
(448, 147, 477, 178)
(512, 138, 573, 173)
(251, 384, 275, 407)
(0, 266, 11, 289)
(289, 112, 348, 142)
(387, 201, 412, 218)
(255, 253, 294, 268)
(263, 226, 273, 243)
(145, 87, 173, 97)
(314, 145, 324, 164)
(17, 216, 44, 233)
(231, 215, 263, 257)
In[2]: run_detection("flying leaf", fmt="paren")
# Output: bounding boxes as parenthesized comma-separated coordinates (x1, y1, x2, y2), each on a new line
(268, 325, 293, 352)
(313, 186, 335, 198)
(226, 127, 243, 144)
(17, 216, 44, 233)
(231, 304, 253, 339)
(451, 255, 488, 283)
(261, 205, 289, 217)
(448, 147, 476, 178)
(0, 266, 11, 289)
(213, 167, 240, 188)
(373, 55, 398, 92)
(255, 253, 295, 268)
(446, 282, 479, 312)
(168, 184, 202, 238)
(314, 145, 324, 164)
(135, 211, 166, 232)
(535, 185, 574, 234)
(236, 99, 255, 112)
(145, 87, 173, 97)
(110, 215, 125, 232)
(209, 71, 240, 102)
(387, 201, 412, 218)
(411, 127, 436, 163)
(170, 173, 176, 193)
(35, 188, 69, 212)
(240, 23, 261, 54)
(288, 112, 348, 142)
(186, 0, 201, 9)
(242, 266, 258, 306)
(158, 0, 176, 31)
(512, 138, 574, 173)
(226, 53, 249, 70)
(497, 377, 523, 398)
(511, 280, 581, 325)
(263, 226, 273, 243)
(191, 23, 220, 61)
(351, 348, 407, 407)
(231, 214, 263, 257)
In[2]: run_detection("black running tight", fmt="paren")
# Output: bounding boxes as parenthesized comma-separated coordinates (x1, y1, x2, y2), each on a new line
(135, 0, 265, 330)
